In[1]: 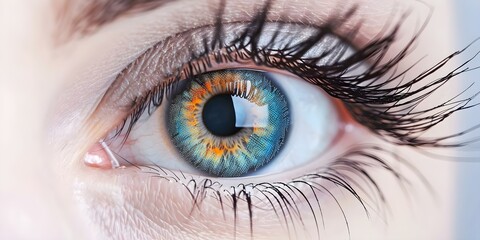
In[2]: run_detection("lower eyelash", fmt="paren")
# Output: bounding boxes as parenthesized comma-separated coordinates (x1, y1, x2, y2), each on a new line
(113, 144, 428, 239)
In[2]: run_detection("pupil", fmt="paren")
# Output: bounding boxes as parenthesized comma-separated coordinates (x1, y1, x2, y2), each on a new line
(202, 94, 242, 137)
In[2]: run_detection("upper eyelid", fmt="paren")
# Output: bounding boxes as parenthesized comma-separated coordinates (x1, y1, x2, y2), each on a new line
(90, 25, 349, 138)
(53, 0, 418, 135)
(91, 9, 401, 114)
(80, 0, 419, 145)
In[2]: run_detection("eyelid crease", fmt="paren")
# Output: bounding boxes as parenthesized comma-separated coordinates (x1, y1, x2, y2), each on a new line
(100, 23, 353, 109)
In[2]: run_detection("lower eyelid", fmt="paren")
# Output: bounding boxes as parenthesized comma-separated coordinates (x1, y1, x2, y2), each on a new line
(77, 125, 410, 240)
(77, 168, 326, 239)
(76, 169, 291, 239)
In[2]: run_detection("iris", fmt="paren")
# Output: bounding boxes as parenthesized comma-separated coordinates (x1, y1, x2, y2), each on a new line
(167, 70, 290, 177)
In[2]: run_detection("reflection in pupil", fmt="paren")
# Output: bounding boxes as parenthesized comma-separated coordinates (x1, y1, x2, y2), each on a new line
(202, 94, 242, 137)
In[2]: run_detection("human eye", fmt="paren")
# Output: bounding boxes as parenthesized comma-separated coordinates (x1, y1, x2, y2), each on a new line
(71, 0, 480, 239)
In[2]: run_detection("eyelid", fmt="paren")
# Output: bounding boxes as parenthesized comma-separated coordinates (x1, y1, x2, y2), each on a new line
(98, 23, 349, 107)
(81, 0, 416, 133)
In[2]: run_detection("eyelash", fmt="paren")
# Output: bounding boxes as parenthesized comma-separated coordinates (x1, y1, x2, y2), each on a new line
(102, 1, 479, 238)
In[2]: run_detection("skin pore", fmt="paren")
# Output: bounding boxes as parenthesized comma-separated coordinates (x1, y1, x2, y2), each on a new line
(1, 0, 476, 239)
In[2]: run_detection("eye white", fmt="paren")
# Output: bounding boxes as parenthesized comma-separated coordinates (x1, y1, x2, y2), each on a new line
(121, 71, 340, 177)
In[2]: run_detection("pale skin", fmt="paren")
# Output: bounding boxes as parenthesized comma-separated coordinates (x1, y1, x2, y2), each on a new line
(0, 0, 474, 239)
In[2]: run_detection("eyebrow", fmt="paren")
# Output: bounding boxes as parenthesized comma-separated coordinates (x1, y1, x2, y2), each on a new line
(57, 0, 175, 41)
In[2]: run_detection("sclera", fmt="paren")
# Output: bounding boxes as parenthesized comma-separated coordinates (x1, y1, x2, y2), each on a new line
(116, 70, 341, 177)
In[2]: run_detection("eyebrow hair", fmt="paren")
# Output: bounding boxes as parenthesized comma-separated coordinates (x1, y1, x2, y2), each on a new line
(56, 0, 175, 41)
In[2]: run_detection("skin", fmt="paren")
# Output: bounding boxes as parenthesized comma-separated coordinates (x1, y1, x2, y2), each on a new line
(0, 0, 474, 239)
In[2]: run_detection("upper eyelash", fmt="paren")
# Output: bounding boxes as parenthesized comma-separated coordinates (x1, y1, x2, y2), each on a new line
(110, 1, 478, 149)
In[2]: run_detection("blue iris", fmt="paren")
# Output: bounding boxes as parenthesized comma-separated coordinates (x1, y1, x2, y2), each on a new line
(167, 69, 290, 177)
